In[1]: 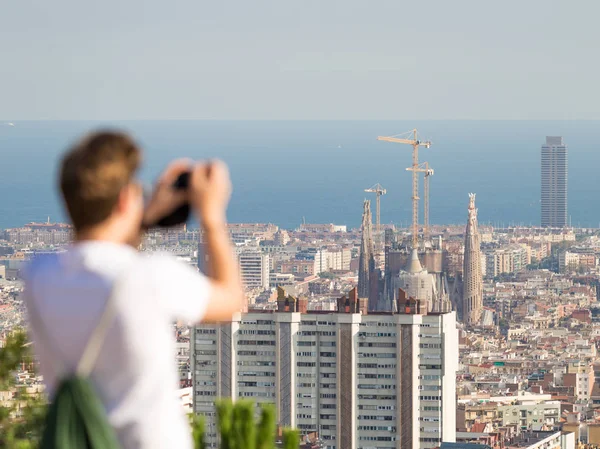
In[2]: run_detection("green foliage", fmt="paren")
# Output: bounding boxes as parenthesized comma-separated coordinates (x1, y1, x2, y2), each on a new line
(190, 414, 206, 449)
(216, 400, 234, 449)
(233, 400, 255, 449)
(212, 400, 285, 449)
(0, 330, 47, 449)
(282, 429, 300, 449)
(256, 404, 276, 449)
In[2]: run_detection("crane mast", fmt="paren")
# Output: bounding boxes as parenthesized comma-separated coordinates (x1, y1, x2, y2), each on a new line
(406, 162, 434, 243)
(424, 164, 434, 241)
(377, 129, 431, 249)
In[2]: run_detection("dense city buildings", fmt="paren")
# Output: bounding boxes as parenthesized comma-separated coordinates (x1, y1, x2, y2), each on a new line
(6, 193, 600, 448)
(541, 136, 568, 228)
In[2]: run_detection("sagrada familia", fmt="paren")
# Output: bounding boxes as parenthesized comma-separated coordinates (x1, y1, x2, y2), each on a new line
(357, 194, 483, 327)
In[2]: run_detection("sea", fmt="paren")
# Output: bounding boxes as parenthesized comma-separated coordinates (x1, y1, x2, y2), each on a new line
(0, 120, 599, 231)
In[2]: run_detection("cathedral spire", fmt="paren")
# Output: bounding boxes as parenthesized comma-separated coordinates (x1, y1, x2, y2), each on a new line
(462, 193, 483, 326)
(358, 200, 375, 301)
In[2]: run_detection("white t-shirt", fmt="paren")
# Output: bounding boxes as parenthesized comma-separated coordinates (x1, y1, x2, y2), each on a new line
(23, 241, 211, 449)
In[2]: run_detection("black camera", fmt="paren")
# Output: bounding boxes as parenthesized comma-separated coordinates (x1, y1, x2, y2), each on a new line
(152, 172, 191, 228)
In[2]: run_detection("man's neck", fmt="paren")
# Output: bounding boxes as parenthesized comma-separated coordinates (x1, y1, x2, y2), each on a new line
(75, 225, 139, 248)
(74, 236, 141, 249)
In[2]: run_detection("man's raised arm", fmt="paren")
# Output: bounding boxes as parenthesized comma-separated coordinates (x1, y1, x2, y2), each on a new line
(191, 161, 244, 322)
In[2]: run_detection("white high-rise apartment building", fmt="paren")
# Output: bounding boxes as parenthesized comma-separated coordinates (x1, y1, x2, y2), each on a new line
(235, 249, 270, 289)
(192, 288, 458, 449)
(314, 248, 352, 274)
(541, 136, 568, 228)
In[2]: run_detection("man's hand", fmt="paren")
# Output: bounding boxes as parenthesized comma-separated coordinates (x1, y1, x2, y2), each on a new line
(143, 160, 191, 229)
(190, 160, 232, 229)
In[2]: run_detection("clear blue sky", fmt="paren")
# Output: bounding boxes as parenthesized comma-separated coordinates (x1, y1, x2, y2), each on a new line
(1, 0, 599, 120)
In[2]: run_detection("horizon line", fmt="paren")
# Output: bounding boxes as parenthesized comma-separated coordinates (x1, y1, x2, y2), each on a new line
(3, 118, 600, 122)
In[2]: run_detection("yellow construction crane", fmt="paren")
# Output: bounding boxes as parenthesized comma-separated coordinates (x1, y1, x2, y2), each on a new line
(377, 129, 431, 249)
(364, 183, 387, 237)
(406, 162, 434, 242)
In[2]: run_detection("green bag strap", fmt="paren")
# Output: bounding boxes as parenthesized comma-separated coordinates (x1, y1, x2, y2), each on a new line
(27, 274, 124, 379)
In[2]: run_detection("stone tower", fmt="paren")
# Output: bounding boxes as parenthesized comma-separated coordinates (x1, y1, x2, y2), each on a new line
(358, 200, 375, 303)
(462, 193, 483, 326)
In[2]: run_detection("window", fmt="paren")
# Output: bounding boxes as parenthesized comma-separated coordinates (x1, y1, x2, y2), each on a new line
(296, 414, 314, 419)
(237, 350, 275, 357)
(237, 361, 275, 366)
(423, 406, 441, 412)
(419, 364, 442, 370)
(320, 393, 336, 399)
(358, 415, 393, 421)
(320, 362, 336, 368)
(196, 350, 217, 356)
(239, 392, 275, 398)
(239, 329, 275, 335)
(238, 371, 276, 377)
(238, 340, 275, 346)
(359, 342, 396, 348)
(357, 426, 396, 432)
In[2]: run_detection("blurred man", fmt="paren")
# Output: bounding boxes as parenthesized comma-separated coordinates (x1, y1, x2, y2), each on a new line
(24, 132, 243, 449)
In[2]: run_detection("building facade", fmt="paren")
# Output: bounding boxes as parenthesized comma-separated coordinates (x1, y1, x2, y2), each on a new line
(485, 245, 530, 278)
(236, 250, 270, 290)
(497, 400, 561, 427)
(541, 136, 568, 228)
(314, 248, 352, 274)
(191, 289, 458, 449)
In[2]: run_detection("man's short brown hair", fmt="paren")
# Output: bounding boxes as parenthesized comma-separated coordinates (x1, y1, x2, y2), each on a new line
(60, 131, 142, 231)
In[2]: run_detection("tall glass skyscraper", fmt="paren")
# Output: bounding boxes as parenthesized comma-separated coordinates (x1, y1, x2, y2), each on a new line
(541, 136, 568, 228)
